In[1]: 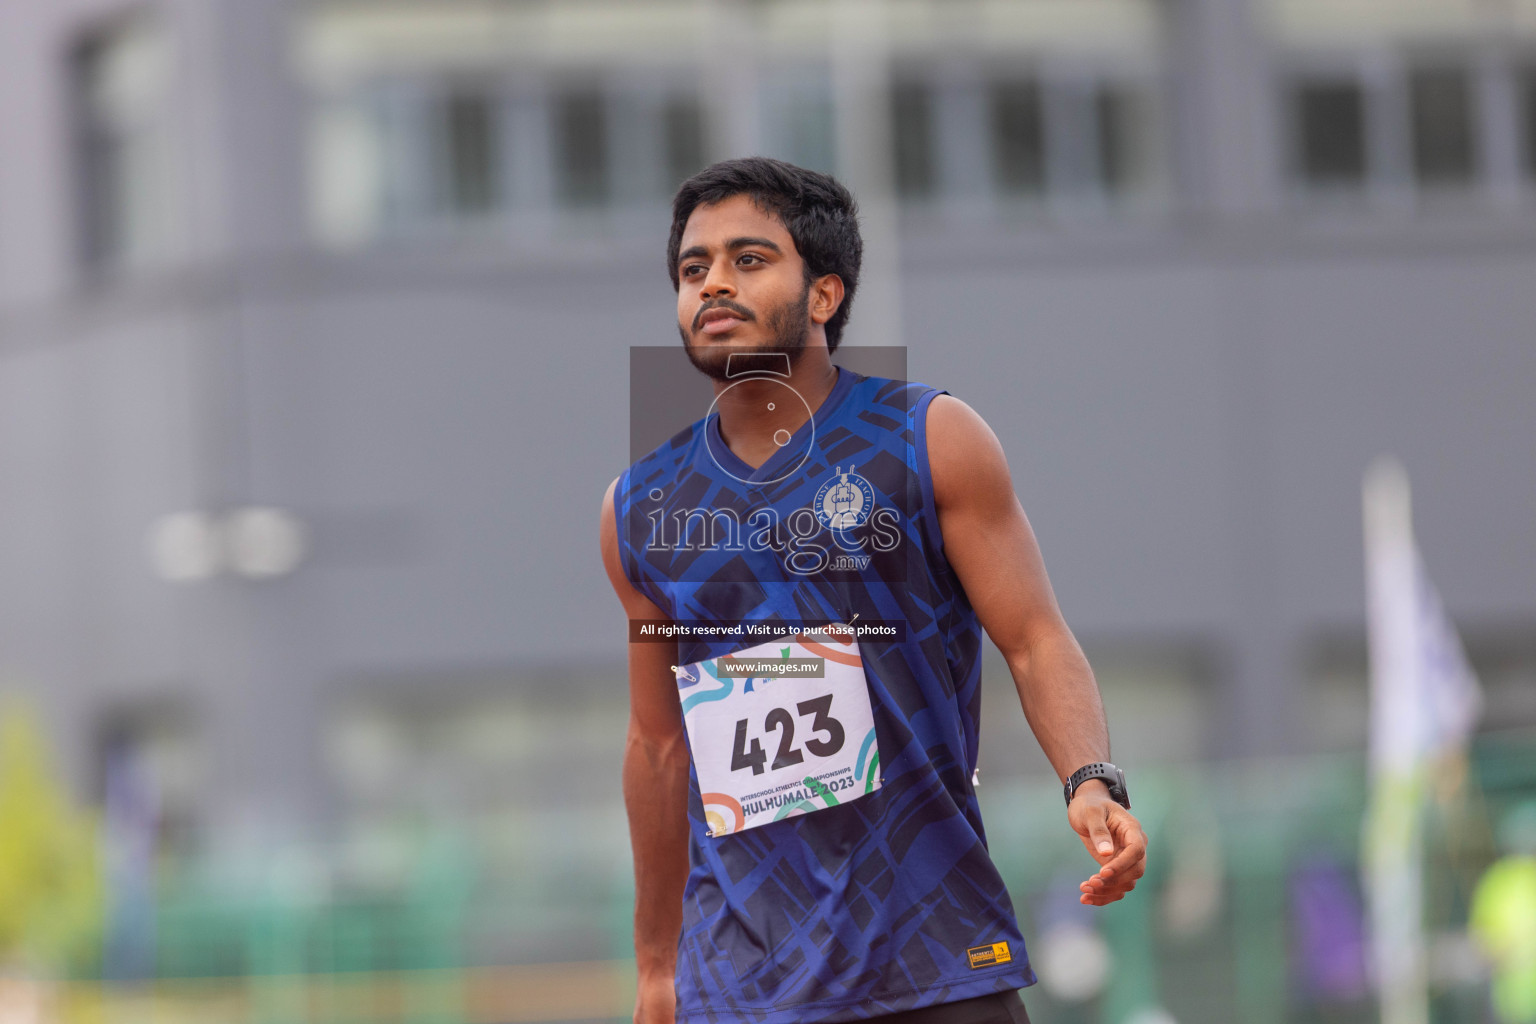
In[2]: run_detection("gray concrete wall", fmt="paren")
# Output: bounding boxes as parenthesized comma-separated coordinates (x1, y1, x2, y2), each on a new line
(0, 0, 1533, 832)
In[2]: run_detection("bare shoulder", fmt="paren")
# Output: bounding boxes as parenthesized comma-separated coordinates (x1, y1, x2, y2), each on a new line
(925, 394, 1013, 512)
(600, 475, 620, 550)
(599, 475, 632, 601)
(600, 475, 670, 620)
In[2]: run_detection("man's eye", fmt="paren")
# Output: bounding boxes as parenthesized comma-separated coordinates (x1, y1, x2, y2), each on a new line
(682, 264, 705, 276)
(738, 253, 763, 265)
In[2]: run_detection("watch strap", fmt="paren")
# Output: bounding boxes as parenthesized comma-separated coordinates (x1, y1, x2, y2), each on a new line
(1063, 762, 1130, 809)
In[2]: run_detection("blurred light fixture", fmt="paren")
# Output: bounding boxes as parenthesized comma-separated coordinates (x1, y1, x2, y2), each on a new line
(224, 507, 307, 579)
(147, 507, 308, 582)
(147, 511, 222, 581)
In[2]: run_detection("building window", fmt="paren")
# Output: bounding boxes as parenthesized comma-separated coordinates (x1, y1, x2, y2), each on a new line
(761, 68, 836, 177)
(554, 89, 608, 208)
(1408, 66, 1477, 187)
(1523, 67, 1536, 182)
(308, 76, 705, 239)
(297, 0, 1170, 238)
(663, 95, 705, 191)
(1053, 79, 1153, 199)
(891, 79, 936, 199)
(311, 79, 504, 239)
(438, 88, 500, 215)
(1094, 84, 1139, 194)
(989, 78, 1046, 197)
(73, 15, 176, 271)
(1291, 78, 1368, 187)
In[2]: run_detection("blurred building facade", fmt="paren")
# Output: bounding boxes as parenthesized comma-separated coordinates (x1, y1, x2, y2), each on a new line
(1, 0, 1534, 877)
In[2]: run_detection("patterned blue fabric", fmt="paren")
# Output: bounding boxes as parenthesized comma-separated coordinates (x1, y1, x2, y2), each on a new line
(616, 367, 1035, 1023)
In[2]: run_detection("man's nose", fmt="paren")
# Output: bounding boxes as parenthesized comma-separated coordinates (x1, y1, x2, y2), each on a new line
(700, 260, 735, 298)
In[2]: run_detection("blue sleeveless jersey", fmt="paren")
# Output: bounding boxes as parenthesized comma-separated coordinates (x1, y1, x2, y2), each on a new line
(615, 366, 1035, 1023)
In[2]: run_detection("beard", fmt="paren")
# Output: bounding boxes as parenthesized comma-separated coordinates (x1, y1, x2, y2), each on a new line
(679, 284, 812, 382)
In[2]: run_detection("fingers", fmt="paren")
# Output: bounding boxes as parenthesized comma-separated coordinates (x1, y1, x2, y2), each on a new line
(1078, 871, 1138, 904)
(1078, 875, 1136, 906)
(1095, 812, 1148, 881)
(1077, 809, 1148, 906)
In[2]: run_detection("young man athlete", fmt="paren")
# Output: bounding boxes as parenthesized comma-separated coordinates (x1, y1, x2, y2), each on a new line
(600, 157, 1148, 1024)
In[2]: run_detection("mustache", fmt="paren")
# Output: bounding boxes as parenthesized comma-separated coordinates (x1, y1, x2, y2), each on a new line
(692, 299, 755, 331)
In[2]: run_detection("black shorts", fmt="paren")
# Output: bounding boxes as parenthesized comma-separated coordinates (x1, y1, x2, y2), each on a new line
(863, 991, 1030, 1024)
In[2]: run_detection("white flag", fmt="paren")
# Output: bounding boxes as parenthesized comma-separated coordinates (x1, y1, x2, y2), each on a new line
(1364, 458, 1483, 777)
(1362, 457, 1483, 1024)
(1409, 552, 1482, 762)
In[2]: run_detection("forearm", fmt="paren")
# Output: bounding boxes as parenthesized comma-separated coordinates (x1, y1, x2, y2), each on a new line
(1005, 625, 1110, 782)
(622, 726, 693, 979)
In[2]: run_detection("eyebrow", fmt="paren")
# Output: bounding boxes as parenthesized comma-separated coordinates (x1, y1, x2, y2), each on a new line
(677, 236, 785, 267)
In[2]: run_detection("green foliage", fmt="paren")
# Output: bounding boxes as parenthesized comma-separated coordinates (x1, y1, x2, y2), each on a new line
(0, 698, 104, 967)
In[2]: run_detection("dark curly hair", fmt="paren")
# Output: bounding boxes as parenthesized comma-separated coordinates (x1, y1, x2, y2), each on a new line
(668, 156, 862, 352)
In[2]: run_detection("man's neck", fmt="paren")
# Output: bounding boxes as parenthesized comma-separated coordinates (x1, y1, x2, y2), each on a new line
(713, 349, 839, 471)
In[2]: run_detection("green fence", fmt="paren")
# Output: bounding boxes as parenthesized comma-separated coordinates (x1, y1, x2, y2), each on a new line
(42, 730, 1536, 1024)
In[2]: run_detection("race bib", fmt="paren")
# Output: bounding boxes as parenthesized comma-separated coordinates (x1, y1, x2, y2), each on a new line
(676, 627, 883, 837)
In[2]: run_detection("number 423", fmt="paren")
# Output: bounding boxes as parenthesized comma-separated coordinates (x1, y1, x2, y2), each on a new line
(731, 694, 846, 776)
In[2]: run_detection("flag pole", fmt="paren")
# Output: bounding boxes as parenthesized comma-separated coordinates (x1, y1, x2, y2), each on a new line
(1362, 456, 1430, 1024)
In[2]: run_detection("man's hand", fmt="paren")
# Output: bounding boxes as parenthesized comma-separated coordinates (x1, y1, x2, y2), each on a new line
(1068, 780, 1148, 906)
(634, 971, 677, 1024)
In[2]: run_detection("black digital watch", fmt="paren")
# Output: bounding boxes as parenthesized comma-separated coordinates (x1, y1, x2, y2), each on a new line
(1063, 762, 1130, 810)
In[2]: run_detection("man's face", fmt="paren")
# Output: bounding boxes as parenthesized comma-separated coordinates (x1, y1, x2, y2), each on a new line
(675, 194, 815, 381)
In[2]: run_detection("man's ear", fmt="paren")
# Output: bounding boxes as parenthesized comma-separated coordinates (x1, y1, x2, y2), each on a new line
(809, 274, 845, 325)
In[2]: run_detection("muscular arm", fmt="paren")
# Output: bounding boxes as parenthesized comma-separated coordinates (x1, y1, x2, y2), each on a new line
(927, 396, 1146, 905)
(601, 479, 690, 1021)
